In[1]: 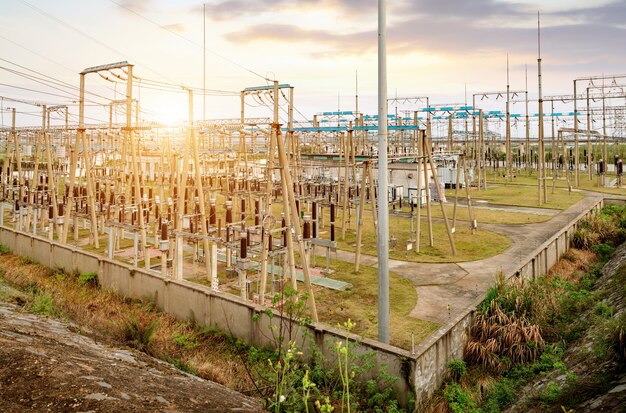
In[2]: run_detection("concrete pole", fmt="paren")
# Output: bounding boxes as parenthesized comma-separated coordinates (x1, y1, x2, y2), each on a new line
(425, 135, 457, 255)
(13, 108, 24, 202)
(525, 66, 531, 175)
(188, 89, 212, 282)
(275, 104, 318, 322)
(354, 161, 368, 272)
(367, 161, 378, 241)
(43, 112, 59, 241)
(423, 122, 434, 246)
(573, 80, 580, 187)
(126, 66, 147, 266)
(377, 0, 390, 343)
(537, 19, 544, 205)
(462, 155, 477, 234)
(586, 88, 592, 181)
(452, 156, 461, 230)
(479, 110, 487, 189)
(551, 100, 557, 193)
(506, 55, 512, 180)
(79, 83, 100, 248)
(415, 118, 422, 252)
(602, 80, 607, 186)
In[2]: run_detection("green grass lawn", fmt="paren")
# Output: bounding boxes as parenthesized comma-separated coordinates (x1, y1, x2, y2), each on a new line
(328, 211, 511, 263)
(485, 169, 625, 195)
(455, 183, 585, 210)
(392, 203, 552, 225)
(188, 257, 440, 350)
(311, 259, 440, 350)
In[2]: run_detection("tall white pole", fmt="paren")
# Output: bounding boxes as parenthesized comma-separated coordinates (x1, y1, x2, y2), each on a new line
(537, 11, 545, 205)
(203, 3, 206, 124)
(377, 0, 390, 344)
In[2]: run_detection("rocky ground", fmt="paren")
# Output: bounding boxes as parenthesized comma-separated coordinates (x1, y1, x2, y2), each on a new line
(0, 292, 264, 413)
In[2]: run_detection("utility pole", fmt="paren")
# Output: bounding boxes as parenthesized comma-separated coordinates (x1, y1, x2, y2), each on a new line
(537, 12, 546, 204)
(506, 55, 511, 180)
(377, 0, 390, 344)
(203, 2, 206, 124)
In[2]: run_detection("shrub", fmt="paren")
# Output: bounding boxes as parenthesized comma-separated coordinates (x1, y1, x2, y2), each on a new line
(0, 244, 10, 254)
(593, 243, 614, 262)
(77, 271, 99, 287)
(122, 315, 158, 354)
(173, 332, 199, 349)
(447, 359, 467, 382)
(443, 383, 479, 413)
(482, 378, 516, 411)
(29, 291, 60, 317)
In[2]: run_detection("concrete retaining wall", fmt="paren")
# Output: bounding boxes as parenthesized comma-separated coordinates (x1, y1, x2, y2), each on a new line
(0, 226, 414, 404)
(0, 196, 609, 408)
(410, 197, 605, 406)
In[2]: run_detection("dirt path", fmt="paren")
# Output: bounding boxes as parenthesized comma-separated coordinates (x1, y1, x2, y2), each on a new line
(0, 299, 264, 412)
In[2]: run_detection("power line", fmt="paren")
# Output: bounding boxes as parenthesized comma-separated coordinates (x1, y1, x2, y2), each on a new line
(17, 0, 180, 85)
(0, 58, 112, 103)
(0, 83, 77, 101)
(108, 0, 271, 82)
(0, 66, 110, 106)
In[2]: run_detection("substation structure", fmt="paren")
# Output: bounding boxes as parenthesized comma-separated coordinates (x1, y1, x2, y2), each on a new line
(0, 64, 624, 321)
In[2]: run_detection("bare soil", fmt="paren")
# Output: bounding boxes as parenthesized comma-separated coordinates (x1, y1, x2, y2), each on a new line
(0, 298, 264, 412)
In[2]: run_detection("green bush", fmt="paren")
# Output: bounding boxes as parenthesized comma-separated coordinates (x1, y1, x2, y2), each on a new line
(447, 359, 467, 382)
(443, 383, 479, 413)
(29, 291, 60, 317)
(123, 316, 158, 354)
(77, 271, 99, 287)
(173, 332, 199, 349)
(0, 244, 10, 254)
(593, 302, 614, 318)
(593, 243, 614, 261)
(482, 378, 517, 411)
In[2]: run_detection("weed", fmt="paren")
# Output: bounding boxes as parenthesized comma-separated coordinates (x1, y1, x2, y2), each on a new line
(0, 244, 10, 254)
(482, 378, 516, 411)
(20, 256, 33, 265)
(173, 332, 199, 350)
(593, 301, 614, 318)
(77, 271, 99, 287)
(593, 243, 615, 262)
(123, 315, 158, 354)
(443, 383, 479, 413)
(168, 357, 198, 375)
(539, 381, 561, 404)
(446, 359, 467, 382)
(28, 290, 60, 317)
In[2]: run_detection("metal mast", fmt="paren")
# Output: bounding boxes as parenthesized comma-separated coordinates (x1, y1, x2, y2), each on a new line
(377, 0, 390, 343)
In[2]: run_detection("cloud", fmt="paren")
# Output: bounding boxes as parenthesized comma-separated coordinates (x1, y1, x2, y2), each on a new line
(202, 0, 375, 21)
(224, 24, 375, 56)
(221, 0, 626, 70)
(160, 23, 186, 33)
(114, 0, 154, 13)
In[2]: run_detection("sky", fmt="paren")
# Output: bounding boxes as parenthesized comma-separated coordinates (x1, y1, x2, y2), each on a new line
(1, 0, 625, 129)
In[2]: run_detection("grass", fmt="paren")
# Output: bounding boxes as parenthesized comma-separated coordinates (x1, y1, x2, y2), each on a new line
(0, 252, 255, 392)
(485, 169, 625, 196)
(425, 203, 626, 413)
(0, 250, 413, 411)
(331, 211, 511, 263)
(454, 184, 585, 210)
(190, 256, 440, 350)
(431, 204, 552, 225)
(313, 259, 440, 350)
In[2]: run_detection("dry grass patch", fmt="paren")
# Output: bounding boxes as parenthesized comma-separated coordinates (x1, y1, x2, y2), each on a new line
(0, 253, 255, 393)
